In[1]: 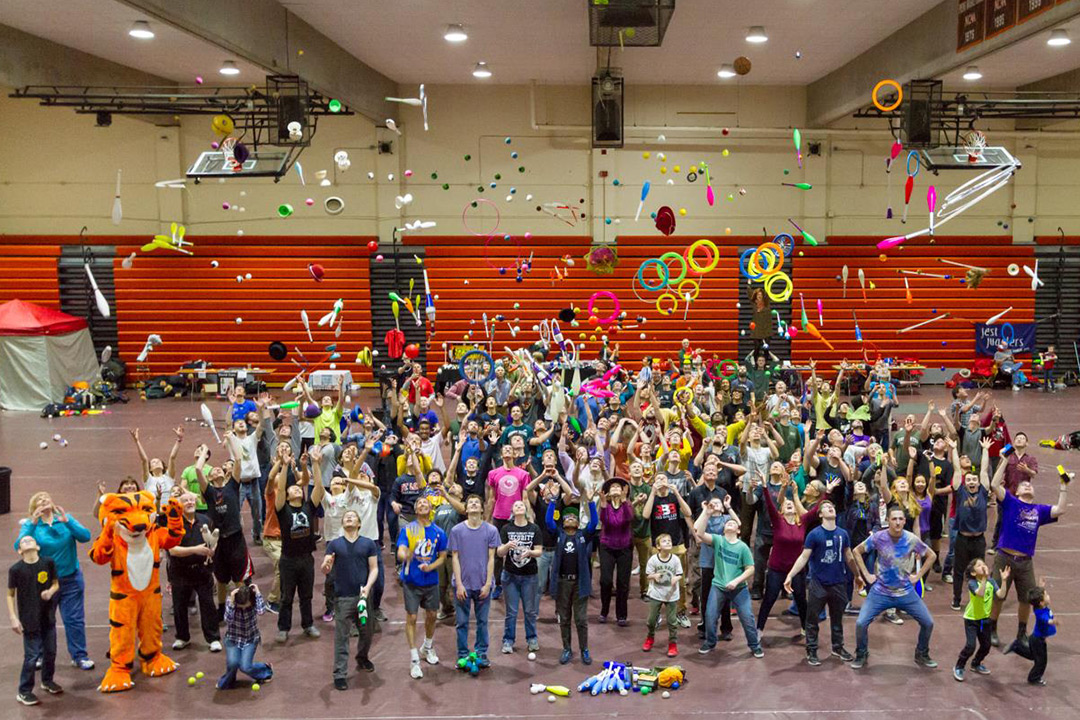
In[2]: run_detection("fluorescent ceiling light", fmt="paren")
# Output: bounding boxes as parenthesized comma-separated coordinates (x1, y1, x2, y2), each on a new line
(472, 62, 492, 79)
(746, 26, 768, 43)
(1048, 29, 1071, 46)
(219, 60, 240, 76)
(128, 20, 154, 39)
(717, 64, 736, 79)
(444, 24, 468, 42)
(962, 66, 982, 81)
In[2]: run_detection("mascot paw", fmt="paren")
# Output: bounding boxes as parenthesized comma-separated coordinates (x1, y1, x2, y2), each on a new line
(98, 668, 135, 693)
(141, 653, 179, 678)
(165, 498, 183, 520)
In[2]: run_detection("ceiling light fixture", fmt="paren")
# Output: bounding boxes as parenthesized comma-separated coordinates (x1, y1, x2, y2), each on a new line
(472, 61, 492, 79)
(745, 26, 768, 43)
(219, 60, 240, 76)
(717, 64, 736, 79)
(1048, 28, 1071, 46)
(962, 65, 982, 81)
(128, 20, 154, 39)
(444, 24, 468, 43)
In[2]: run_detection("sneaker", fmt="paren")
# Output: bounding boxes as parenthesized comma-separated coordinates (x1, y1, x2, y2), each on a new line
(851, 654, 867, 670)
(304, 626, 321, 639)
(423, 646, 439, 665)
(276, 630, 288, 644)
(374, 608, 388, 622)
(502, 642, 514, 654)
(914, 653, 938, 669)
(750, 590, 762, 601)
(266, 603, 279, 615)
(943, 573, 953, 584)
(357, 658, 375, 673)
(322, 612, 334, 623)
(885, 610, 904, 625)
(581, 649, 592, 665)
(698, 643, 715, 655)
(987, 547, 997, 556)
(334, 678, 348, 691)
(832, 647, 855, 662)
(953, 667, 965, 682)
(689, 605, 699, 616)
(972, 664, 990, 675)
(806, 650, 821, 666)
(1029, 678, 1047, 686)
(1001, 640, 1015, 655)
(172, 639, 190, 650)
(73, 658, 95, 670)
(617, 618, 628, 627)
(437, 609, 451, 621)
(477, 655, 491, 669)
(209, 640, 223, 653)
(752, 646, 765, 659)
(559, 649, 573, 664)
(782, 606, 799, 617)
(676, 613, 691, 628)
(667, 642, 678, 658)
(991, 630, 1001, 647)
(844, 603, 860, 616)
(642, 636, 655, 652)
(40, 681, 63, 695)
(632, 565, 640, 575)
(951, 601, 962, 611)
(598, 615, 608, 624)
(492, 586, 503, 600)
(410, 661, 424, 679)
(16, 692, 39, 706)
(720, 631, 733, 642)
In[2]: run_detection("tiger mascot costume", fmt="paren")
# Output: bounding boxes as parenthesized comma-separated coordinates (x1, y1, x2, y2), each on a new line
(90, 491, 184, 692)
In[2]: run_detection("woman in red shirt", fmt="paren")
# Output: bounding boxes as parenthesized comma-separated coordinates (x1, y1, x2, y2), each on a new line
(757, 468, 818, 636)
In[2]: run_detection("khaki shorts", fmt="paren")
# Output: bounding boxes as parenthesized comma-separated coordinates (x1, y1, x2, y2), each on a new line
(993, 551, 1037, 605)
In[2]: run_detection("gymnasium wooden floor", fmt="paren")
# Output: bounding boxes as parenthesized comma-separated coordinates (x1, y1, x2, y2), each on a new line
(0, 386, 1077, 719)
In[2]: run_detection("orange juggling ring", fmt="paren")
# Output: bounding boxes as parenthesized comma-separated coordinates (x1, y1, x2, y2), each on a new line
(749, 242, 785, 276)
(872, 80, 903, 112)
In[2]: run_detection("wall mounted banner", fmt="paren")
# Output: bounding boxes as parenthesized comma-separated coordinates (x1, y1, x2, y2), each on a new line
(975, 322, 1036, 355)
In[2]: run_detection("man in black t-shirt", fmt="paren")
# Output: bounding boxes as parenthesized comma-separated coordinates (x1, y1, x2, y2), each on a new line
(497, 500, 543, 654)
(195, 446, 250, 621)
(273, 445, 326, 643)
(167, 491, 221, 651)
(920, 436, 955, 575)
(9, 536, 61, 705)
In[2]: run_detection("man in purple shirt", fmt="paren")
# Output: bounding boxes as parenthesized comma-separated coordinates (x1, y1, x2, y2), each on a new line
(988, 459, 1068, 648)
(993, 432, 1038, 549)
(449, 496, 500, 666)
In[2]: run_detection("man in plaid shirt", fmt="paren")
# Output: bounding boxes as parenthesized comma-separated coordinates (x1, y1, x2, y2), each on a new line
(218, 584, 274, 689)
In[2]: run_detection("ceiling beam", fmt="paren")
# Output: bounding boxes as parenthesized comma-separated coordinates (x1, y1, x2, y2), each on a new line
(114, 0, 397, 123)
(1016, 66, 1080, 129)
(0, 22, 173, 88)
(807, 0, 1080, 127)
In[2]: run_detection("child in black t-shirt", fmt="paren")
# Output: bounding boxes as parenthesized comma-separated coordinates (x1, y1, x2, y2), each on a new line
(8, 536, 61, 705)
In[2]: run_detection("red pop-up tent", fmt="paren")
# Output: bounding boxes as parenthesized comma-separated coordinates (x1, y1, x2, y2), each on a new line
(0, 300, 99, 411)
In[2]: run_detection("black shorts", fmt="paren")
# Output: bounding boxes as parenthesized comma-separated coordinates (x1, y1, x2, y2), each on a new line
(929, 496, 948, 540)
(212, 532, 250, 584)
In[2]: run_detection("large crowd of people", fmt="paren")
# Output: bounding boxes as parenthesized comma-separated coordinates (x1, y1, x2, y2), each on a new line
(7, 348, 1069, 706)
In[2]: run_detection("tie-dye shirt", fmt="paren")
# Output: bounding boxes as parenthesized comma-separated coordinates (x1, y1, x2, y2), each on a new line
(862, 529, 927, 598)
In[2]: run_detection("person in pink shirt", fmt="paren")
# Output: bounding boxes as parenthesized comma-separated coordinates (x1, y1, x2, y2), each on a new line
(486, 446, 531, 599)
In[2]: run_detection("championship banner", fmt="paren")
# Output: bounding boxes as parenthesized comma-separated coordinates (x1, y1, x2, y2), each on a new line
(975, 322, 1036, 356)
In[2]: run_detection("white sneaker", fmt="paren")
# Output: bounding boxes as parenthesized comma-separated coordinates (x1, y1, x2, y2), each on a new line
(209, 641, 222, 653)
(410, 660, 424, 679)
(172, 639, 190, 650)
(631, 566, 640, 576)
(423, 646, 439, 665)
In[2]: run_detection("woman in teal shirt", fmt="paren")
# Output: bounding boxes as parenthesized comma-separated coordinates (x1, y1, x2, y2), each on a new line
(16, 492, 94, 670)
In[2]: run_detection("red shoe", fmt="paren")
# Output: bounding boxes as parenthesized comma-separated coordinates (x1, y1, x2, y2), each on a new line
(689, 605, 699, 616)
(642, 637, 654, 652)
(667, 642, 678, 658)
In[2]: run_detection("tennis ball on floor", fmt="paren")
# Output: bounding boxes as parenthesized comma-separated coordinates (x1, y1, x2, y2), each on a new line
(547, 695, 556, 703)
(187, 677, 196, 686)
(195, 671, 204, 679)
(252, 683, 261, 691)
(527, 652, 536, 661)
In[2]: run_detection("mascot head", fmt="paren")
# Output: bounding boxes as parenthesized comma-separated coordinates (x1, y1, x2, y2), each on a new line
(101, 491, 158, 542)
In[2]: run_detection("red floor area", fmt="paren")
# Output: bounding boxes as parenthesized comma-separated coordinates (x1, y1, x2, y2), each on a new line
(0, 387, 1078, 719)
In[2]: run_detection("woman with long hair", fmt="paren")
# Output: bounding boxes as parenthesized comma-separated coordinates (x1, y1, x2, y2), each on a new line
(756, 465, 816, 634)
(597, 477, 634, 626)
(16, 492, 95, 670)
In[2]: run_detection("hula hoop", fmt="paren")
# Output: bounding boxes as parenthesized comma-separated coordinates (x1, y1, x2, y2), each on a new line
(705, 358, 739, 382)
(677, 278, 701, 300)
(906, 151, 920, 178)
(749, 242, 784, 277)
(462, 197, 501, 236)
(656, 292, 679, 316)
(459, 349, 495, 385)
(637, 259, 670, 291)
(687, 239, 719, 274)
(764, 271, 793, 302)
(774, 233, 795, 257)
(1000, 322, 1015, 346)
(740, 248, 764, 280)
(659, 252, 688, 284)
(872, 79, 903, 113)
(673, 386, 693, 405)
(587, 291, 621, 325)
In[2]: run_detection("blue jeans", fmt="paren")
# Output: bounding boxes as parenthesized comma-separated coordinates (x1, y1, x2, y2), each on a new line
(218, 639, 273, 689)
(502, 572, 538, 646)
(371, 552, 386, 613)
(20, 626, 56, 695)
(704, 584, 760, 652)
(536, 549, 554, 601)
(58, 569, 89, 662)
(855, 589, 934, 657)
(455, 589, 491, 659)
(378, 491, 398, 547)
(943, 518, 957, 575)
(239, 480, 263, 539)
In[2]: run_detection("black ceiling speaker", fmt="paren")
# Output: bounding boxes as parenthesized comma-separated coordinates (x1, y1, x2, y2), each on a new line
(592, 71, 624, 149)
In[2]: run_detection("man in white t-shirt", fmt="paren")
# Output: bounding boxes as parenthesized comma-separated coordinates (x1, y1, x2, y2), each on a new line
(226, 411, 269, 545)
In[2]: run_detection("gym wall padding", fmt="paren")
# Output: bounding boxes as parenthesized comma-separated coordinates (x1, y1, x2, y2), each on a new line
(0, 244, 60, 307)
(112, 236, 376, 385)
(409, 234, 1036, 375)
